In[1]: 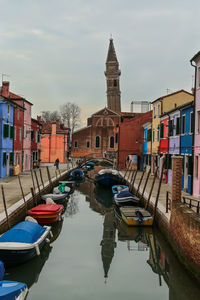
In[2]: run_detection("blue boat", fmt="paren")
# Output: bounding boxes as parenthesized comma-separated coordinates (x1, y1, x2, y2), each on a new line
(70, 169, 84, 180)
(114, 190, 140, 206)
(112, 185, 129, 195)
(95, 169, 123, 187)
(0, 261, 28, 299)
(0, 221, 51, 266)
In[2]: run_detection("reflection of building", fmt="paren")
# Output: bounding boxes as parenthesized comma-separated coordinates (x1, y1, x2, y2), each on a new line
(100, 211, 116, 281)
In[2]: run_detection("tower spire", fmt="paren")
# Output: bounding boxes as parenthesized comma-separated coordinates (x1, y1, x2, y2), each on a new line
(105, 38, 121, 113)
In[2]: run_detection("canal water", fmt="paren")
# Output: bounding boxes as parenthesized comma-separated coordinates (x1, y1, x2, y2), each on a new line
(4, 179, 200, 299)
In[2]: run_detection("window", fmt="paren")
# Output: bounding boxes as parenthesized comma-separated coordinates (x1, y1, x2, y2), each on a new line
(3, 152, 6, 166)
(10, 126, 14, 139)
(190, 112, 194, 133)
(31, 130, 34, 141)
(161, 102, 163, 115)
(182, 115, 186, 134)
(86, 141, 90, 148)
(198, 67, 200, 88)
(176, 117, 180, 135)
(147, 129, 152, 141)
(19, 128, 22, 141)
(14, 126, 16, 140)
(115, 133, 118, 144)
(110, 136, 114, 148)
(168, 120, 174, 137)
(114, 80, 117, 87)
(10, 152, 13, 165)
(153, 129, 155, 142)
(74, 141, 78, 148)
(7, 104, 10, 115)
(157, 104, 160, 117)
(160, 123, 164, 138)
(17, 109, 20, 120)
(157, 126, 159, 141)
(3, 124, 9, 138)
(95, 136, 100, 148)
(195, 156, 198, 178)
(188, 156, 193, 176)
(153, 107, 156, 118)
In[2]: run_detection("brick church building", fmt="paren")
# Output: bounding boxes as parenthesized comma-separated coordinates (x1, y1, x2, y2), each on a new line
(71, 38, 140, 160)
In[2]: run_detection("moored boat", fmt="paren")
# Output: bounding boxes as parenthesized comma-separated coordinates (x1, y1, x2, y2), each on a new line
(0, 261, 28, 299)
(114, 190, 140, 206)
(53, 183, 71, 195)
(41, 193, 67, 203)
(120, 206, 153, 226)
(28, 204, 63, 225)
(0, 221, 51, 265)
(112, 185, 129, 195)
(59, 181, 75, 188)
(95, 169, 123, 187)
(70, 169, 84, 180)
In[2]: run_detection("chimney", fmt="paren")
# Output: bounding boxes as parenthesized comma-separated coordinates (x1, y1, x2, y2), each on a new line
(1, 81, 10, 98)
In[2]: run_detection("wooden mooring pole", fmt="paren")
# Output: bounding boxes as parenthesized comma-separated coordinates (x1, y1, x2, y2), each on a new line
(1, 185, 10, 229)
(123, 160, 131, 183)
(18, 175, 27, 212)
(130, 170, 138, 193)
(39, 169, 45, 189)
(153, 161, 166, 223)
(129, 170, 135, 188)
(34, 170, 41, 196)
(31, 187, 37, 206)
(136, 171, 145, 196)
(46, 166, 53, 188)
(140, 168, 151, 199)
(31, 170, 36, 191)
(145, 167, 158, 210)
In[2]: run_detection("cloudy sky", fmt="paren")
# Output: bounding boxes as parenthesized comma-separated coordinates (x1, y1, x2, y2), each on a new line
(0, 0, 199, 126)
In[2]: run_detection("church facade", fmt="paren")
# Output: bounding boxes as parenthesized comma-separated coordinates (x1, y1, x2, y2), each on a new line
(71, 38, 137, 160)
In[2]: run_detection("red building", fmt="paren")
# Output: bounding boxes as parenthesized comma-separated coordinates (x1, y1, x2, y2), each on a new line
(31, 118, 42, 168)
(118, 110, 152, 170)
(159, 115, 169, 154)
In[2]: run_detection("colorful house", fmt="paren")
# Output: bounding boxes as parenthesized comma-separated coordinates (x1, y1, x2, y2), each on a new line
(39, 119, 70, 163)
(142, 122, 152, 172)
(0, 97, 14, 178)
(180, 102, 194, 194)
(151, 90, 194, 173)
(13, 103, 24, 172)
(191, 51, 200, 197)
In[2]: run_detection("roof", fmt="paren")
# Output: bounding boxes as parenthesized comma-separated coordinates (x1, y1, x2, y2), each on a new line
(0, 96, 25, 110)
(160, 101, 194, 117)
(106, 38, 118, 63)
(151, 89, 193, 104)
(40, 120, 69, 134)
(9, 92, 33, 106)
(91, 107, 121, 117)
(190, 51, 200, 63)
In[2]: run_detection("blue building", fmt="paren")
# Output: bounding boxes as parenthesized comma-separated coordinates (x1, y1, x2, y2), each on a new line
(180, 101, 194, 194)
(142, 122, 152, 172)
(0, 97, 14, 178)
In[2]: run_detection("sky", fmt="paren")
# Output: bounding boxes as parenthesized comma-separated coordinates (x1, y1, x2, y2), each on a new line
(0, 0, 200, 127)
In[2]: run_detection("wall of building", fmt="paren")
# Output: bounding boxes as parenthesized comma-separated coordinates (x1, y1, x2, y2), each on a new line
(13, 106, 23, 170)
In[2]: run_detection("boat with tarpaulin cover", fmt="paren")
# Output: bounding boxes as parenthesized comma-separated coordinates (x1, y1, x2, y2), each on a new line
(28, 204, 63, 224)
(95, 169, 123, 187)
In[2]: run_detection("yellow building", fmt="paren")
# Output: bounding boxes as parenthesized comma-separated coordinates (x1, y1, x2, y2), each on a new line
(151, 90, 194, 172)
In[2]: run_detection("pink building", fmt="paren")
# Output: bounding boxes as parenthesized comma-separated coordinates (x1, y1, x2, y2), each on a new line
(191, 51, 200, 196)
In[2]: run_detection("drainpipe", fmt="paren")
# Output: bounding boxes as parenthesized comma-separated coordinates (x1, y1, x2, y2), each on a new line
(190, 59, 197, 195)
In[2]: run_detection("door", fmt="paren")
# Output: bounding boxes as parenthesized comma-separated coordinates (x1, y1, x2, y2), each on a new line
(184, 156, 188, 190)
(6, 154, 9, 176)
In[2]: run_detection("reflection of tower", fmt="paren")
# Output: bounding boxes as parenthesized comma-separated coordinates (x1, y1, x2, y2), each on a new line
(100, 211, 116, 282)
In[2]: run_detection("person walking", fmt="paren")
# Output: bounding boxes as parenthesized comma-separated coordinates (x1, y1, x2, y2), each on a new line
(54, 158, 59, 170)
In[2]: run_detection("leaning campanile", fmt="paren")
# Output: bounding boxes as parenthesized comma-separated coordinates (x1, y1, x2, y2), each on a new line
(105, 38, 121, 113)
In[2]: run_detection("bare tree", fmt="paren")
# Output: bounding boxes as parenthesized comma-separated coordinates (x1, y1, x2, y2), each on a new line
(41, 110, 61, 121)
(60, 102, 81, 135)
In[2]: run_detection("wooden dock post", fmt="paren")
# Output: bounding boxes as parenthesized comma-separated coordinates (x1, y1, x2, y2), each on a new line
(130, 170, 138, 193)
(145, 167, 158, 210)
(123, 160, 131, 183)
(136, 171, 145, 196)
(55, 170, 57, 179)
(31, 187, 37, 206)
(1, 185, 10, 229)
(140, 169, 151, 199)
(31, 170, 36, 191)
(129, 170, 135, 188)
(39, 169, 45, 190)
(34, 170, 41, 195)
(18, 175, 27, 212)
(153, 161, 165, 222)
(46, 166, 53, 188)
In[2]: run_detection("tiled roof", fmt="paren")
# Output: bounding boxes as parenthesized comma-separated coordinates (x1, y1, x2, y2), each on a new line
(40, 120, 69, 134)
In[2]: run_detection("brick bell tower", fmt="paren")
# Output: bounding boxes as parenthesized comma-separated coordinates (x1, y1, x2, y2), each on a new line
(105, 38, 121, 113)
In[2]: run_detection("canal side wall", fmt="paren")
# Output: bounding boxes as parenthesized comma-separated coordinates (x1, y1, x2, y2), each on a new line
(119, 170, 200, 282)
(0, 168, 71, 234)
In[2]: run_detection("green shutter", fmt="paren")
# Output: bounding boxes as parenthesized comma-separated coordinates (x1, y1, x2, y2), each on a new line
(10, 152, 13, 165)
(3, 152, 6, 166)
(3, 124, 7, 138)
(10, 126, 14, 139)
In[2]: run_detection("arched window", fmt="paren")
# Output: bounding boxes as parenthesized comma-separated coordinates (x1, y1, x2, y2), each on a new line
(95, 136, 100, 148)
(110, 136, 114, 148)
(96, 118, 103, 126)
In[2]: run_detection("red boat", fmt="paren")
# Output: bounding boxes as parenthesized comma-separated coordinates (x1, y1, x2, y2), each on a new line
(28, 204, 63, 225)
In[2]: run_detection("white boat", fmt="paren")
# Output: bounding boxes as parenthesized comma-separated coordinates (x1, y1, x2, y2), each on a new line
(41, 193, 67, 202)
(53, 186, 70, 194)
(114, 190, 140, 206)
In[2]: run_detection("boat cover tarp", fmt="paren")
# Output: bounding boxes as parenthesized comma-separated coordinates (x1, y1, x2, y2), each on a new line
(71, 169, 84, 176)
(58, 183, 66, 193)
(98, 169, 118, 176)
(116, 191, 135, 199)
(87, 162, 95, 166)
(29, 204, 62, 214)
(0, 221, 45, 244)
(0, 280, 27, 299)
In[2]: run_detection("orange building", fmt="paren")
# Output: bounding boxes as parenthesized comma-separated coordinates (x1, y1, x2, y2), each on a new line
(39, 119, 70, 163)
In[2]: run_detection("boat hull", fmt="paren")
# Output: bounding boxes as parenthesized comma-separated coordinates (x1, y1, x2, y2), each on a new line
(95, 174, 123, 187)
(120, 207, 153, 226)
